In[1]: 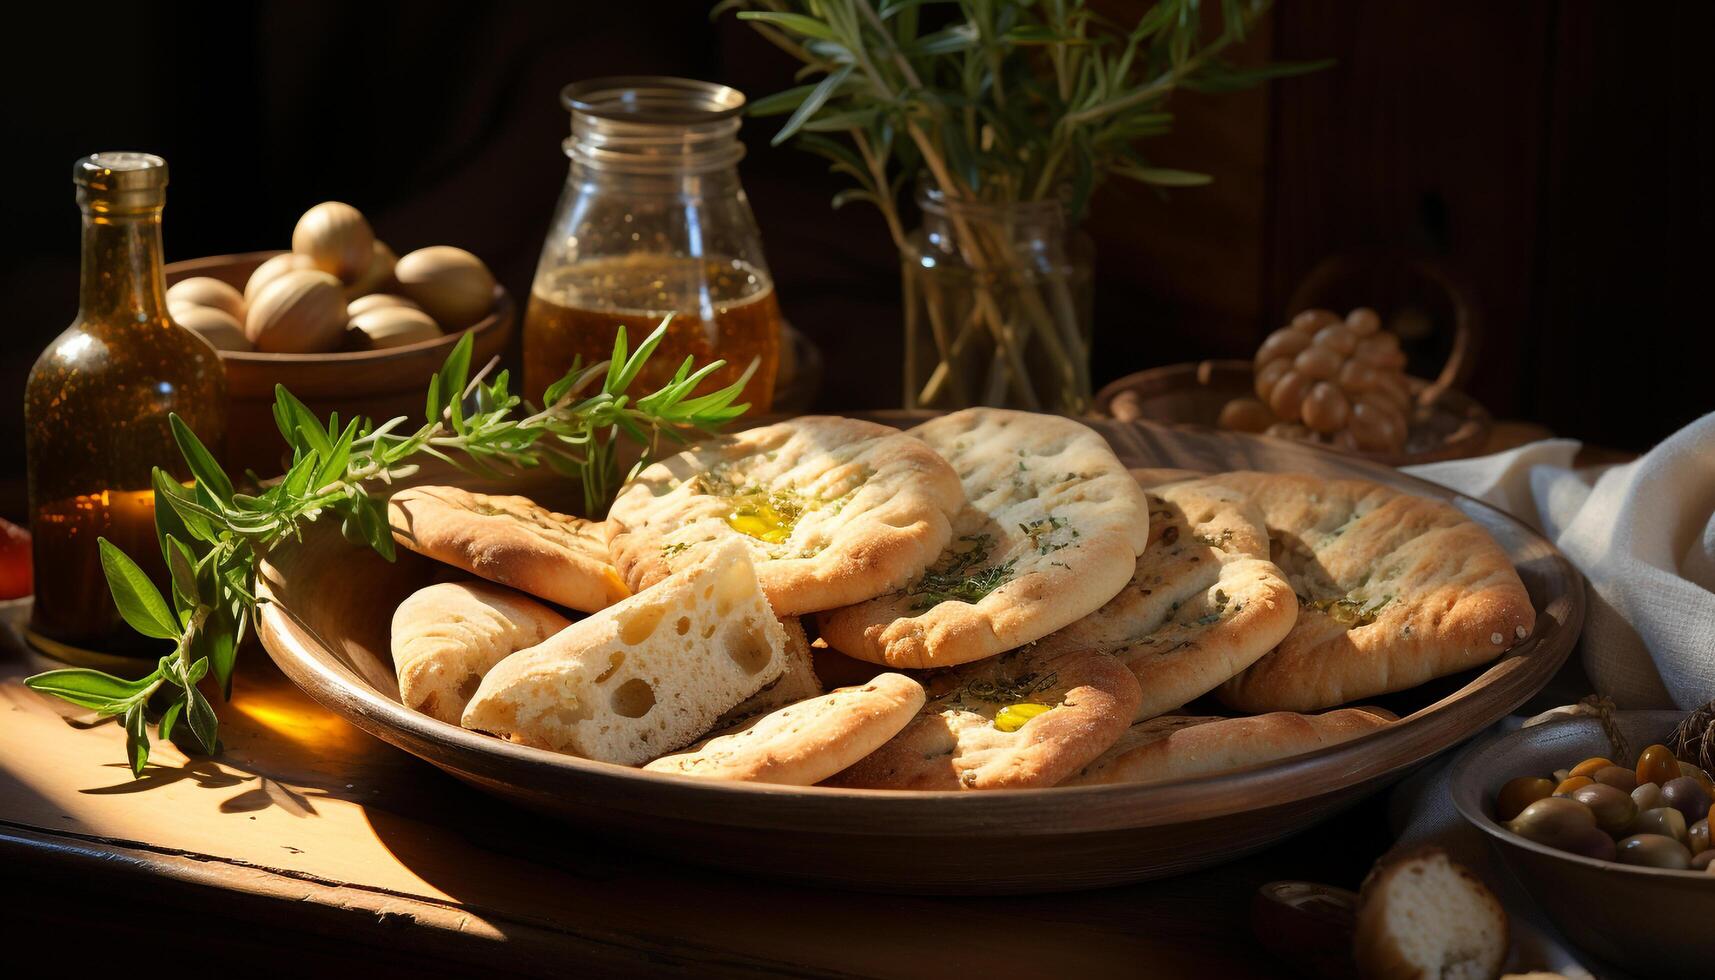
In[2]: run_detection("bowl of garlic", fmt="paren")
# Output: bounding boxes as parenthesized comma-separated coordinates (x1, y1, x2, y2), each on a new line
(164, 201, 513, 476)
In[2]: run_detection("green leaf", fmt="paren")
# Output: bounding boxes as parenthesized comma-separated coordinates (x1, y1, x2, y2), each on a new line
(98, 538, 181, 641)
(747, 82, 818, 117)
(124, 702, 150, 777)
(158, 698, 184, 743)
(169, 414, 233, 503)
(165, 535, 200, 612)
(435, 333, 475, 425)
(192, 601, 239, 699)
(772, 64, 853, 146)
(735, 11, 839, 42)
(184, 684, 219, 755)
(23, 667, 154, 713)
(314, 416, 361, 489)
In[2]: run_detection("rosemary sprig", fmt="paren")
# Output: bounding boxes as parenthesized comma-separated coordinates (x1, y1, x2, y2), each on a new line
(24, 319, 752, 777)
(907, 532, 1017, 609)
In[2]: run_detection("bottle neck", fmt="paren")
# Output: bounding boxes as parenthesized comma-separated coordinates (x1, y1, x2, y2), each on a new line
(78, 205, 169, 323)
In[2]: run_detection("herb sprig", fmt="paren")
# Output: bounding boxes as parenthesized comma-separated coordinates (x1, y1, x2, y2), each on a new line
(24, 320, 752, 776)
(907, 532, 1017, 609)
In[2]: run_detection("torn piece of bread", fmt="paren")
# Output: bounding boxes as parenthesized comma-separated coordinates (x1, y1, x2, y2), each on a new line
(1354, 848, 1508, 980)
(390, 581, 571, 724)
(713, 616, 823, 730)
(461, 538, 787, 765)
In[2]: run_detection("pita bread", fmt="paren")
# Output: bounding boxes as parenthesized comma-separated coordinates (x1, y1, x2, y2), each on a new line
(1032, 479, 1298, 720)
(387, 486, 628, 613)
(826, 647, 1141, 790)
(1062, 706, 1396, 786)
(644, 673, 924, 785)
(818, 408, 1149, 669)
(1185, 472, 1536, 712)
(606, 416, 965, 616)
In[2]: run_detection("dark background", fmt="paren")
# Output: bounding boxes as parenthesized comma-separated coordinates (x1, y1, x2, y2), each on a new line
(4, 0, 1711, 494)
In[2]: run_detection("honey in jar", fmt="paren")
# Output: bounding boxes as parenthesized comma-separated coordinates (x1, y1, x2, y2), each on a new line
(23, 153, 227, 662)
(523, 255, 780, 410)
(525, 77, 782, 412)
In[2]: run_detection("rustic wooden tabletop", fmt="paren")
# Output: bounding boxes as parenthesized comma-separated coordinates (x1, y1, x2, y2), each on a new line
(0, 597, 1443, 978)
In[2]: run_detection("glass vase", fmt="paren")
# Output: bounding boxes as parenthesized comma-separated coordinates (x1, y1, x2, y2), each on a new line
(902, 188, 1093, 414)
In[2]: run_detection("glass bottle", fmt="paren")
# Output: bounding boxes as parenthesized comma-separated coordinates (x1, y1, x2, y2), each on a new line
(524, 77, 781, 413)
(24, 152, 227, 663)
(901, 187, 1094, 414)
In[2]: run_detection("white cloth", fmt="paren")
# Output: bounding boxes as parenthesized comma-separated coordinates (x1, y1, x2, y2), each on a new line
(1383, 414, 1715, 977)
(1406, 411, 1715, 709)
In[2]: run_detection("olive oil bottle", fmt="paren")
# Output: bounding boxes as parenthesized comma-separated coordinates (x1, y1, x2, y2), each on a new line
(24, 153, 227, 664)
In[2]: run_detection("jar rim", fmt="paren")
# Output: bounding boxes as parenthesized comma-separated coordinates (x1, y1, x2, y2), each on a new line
(561, 76, 745, 124)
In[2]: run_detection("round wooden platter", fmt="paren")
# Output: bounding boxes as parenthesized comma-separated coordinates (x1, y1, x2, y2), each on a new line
(254, 417, 1583, 895)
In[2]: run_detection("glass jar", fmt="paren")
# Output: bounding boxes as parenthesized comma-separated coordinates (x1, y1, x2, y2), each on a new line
(902, 187, 1094, 414)
(24, 152, 227, 663)
(524, 77, 780, 412)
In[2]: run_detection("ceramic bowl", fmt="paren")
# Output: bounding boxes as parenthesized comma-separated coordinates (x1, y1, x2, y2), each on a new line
(1449, 711, 1714, 978)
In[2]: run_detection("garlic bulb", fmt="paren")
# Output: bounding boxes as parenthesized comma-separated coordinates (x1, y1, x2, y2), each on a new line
(395, 246, 495, 330)
(244, 252, 315, 304)
(167, 277, 246, 323)
(246, 269, 347, 353)
(293, 201, 375, 281)
(173, 304, 252, 352)
(347, 306, 442, 349)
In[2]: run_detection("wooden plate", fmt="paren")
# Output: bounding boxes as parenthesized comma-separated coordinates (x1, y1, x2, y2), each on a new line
(255, 418, 1583, 894)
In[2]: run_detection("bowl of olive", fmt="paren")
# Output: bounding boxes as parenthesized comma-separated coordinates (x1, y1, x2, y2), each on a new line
(1450, 711, 1714, 977)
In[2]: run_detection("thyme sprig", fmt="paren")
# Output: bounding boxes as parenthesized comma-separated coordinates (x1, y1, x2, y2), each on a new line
(24, 320, 752, 777)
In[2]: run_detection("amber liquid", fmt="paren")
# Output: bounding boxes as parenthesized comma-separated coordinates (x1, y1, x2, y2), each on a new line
(523, 255, 781, 412)
(25, 195, 226, 659)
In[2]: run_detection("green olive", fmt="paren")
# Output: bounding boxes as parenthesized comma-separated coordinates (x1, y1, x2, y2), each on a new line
(1495, 776, 1555, 821)
(1559, 825, 1618, 862)
(1634, 806, 1689, 844)
(1632, 782, 1665, 813)
(1591, 765, 1638, 793)
(1506, 796, 1597, 849)
(1689, 817, 1711, 856)
(1571, 783, 1637, 836)
(1660, 776, 1713, 824)
(1617, 834, 1692, 870)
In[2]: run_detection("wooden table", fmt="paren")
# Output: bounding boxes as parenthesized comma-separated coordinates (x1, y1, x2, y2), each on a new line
(0, 596, 1579, 977)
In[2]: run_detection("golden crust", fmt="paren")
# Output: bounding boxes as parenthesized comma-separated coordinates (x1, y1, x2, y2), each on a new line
(825, 647, 1141, 790)
(1195, 472, 1536, 713)
(1033, 480, 1298, 720)
(1061, 706, 1395, 786)
(390, 581, 572, 723)
(643, 673, 924, 785)
(387, 486, 628, 613)
(606, 417, 965, 616)
(818, 409, 1149, 669)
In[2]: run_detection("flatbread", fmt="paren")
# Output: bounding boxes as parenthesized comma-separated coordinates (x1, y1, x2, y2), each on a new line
(387, 485, 628, 613)
(817, 408, 1149, 669)
(826, 647, 1141, 790)
(1031, 479, 1298, 720)
(390, 581, 572, 723)
(643, 673, 925, 785)
(606, 416, 965, 616)
(1178, 472, 1536, 712)
(713, 616, 823, 730)
(1061, 706, 1396, 786)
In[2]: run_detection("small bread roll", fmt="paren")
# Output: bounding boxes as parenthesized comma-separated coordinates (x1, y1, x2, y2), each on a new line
(1354, 848, 1507, 980)
(293, 201, 375, 281)
(246, 269, 347, 353)
(172, 304, 251, 352)
(244, 252, 314, 304)
(347, 292, 423, 320)
(395, 246, 496, 330)
(167, 277, 246, 322)
(348, 305, 442, 349)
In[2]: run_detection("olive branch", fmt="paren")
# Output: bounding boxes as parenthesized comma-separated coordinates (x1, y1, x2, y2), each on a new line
(24, 320, 753, 776)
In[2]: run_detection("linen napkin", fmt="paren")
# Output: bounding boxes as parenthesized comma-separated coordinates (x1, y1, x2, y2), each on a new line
(1384, 412, 1715, 977)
